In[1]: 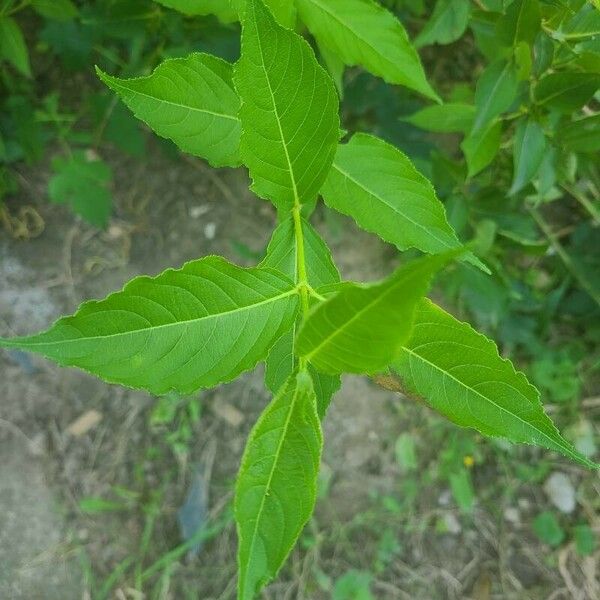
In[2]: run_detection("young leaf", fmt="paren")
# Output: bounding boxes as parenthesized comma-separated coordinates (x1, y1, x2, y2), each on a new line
(510, 118, 546, 195)
(31, 0, 78, 20)
(0, 17, 31, 77)
(401, 103, 475, 133)
(321, 134, 483, 269)
(391, 300, 597, 469)
(236, 370, 322, 600)
(534, 72, 600, 113)
(235, 0, 340, 211)
(496, 0, 541, 47)
(48, 152, 112, 228)
(0, 257, 300, 396)
(261, 217, 341, 417)
(414, 0, 471, 48)
(97, 54, 241, 168)
(297, 252, 459, 375)
(472, 60, 518, 133)
(296, 0, 439, 102)
(461, 120, 502, 178)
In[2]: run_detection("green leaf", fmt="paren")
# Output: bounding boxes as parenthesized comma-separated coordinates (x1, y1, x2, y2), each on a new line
(96, 54, 241, 168)
(402, 103, 475, 133)
(0, 257, 300, 396)
(321, 134, 483, 268)
(48, 152, 112, 228)
(236, 370, 322, 600)
(154, 0, 238, 21)
(449, 469, 474, 513)
(31, 0, 78, 20)
(560, 114, 600, 153)
(391, 300, 597, 468)
(261, 217, 341, 417)
(235, 0, 340, 211)
(472, 60, 518, 133)
(0, 17, 31, 77)
(414, 0, 471, 48)
(296, 0, 439, 102)
(318, 39, 345, 97)
(461, 120, 502, 178)
(533, 511, 565, 547)
(297, 252, 458, 375)
(573, 524, 597, 556)
(510, 118, 546, 195)
(534, 72, 600, 113)
(496, 0, 540, 47)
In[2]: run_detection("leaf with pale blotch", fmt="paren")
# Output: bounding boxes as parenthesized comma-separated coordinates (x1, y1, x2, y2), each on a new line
(297, 252, 459, 375)
(261, 217, 341, 416)
(0, 257, 299, 395)
(297, 0, 439, 101)
(236, 370, 322, 600)
(321, 134, 485, 270)
(392, 299, 597, 469)
(235, 0, 340, 210)
(97, 53, 241, 168)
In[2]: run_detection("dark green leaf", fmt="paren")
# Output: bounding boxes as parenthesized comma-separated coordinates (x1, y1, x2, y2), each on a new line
(0, 17, 31, 77)
(402, 103, 475, 133)
(510, 118, 546, 195)
(496, 0, 540, 47)
(31, 0, 78, 20)
(534, 72, 600, 112)
(560, 114, 600, 153)
(415, 0, 471, 48)
(533, 511, 565, 547)
(461, 120, 502, 177)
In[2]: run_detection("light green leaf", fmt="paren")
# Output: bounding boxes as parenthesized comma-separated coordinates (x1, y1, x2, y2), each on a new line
(235, 0, 340, 210)
(318, 39, 345, 97)
(97, 54, 241, 168)
(414, 0, 471, 48)
(261, 217, 341, 417)
(321, 134, 483, 269)
(297, 252, 458, 375)
(510, 118, 546, 195)
(0, 257, 300, 396)
(48, 152, 112, 228)
(154, 0, 238, 21)
(534, 72, 600, 113)
(461, 120, 502, 177)
(0, 17, 31, 77)
(236, 370, 322, 600)
(31, 0, 78, 20)
(402, 103, 475, 133)
(391, 300, 597, 469)
(472, 60, 518, 133)
(296, 0, 439, 101)
(496, 0, 540, 47)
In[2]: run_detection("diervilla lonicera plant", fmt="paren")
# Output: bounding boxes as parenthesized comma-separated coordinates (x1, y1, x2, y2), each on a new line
(1, 1, 597, 598)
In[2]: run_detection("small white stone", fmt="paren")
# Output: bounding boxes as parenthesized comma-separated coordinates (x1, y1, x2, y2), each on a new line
(503, 507, 520, 525)
(543, 472, 576, 514)
(443, 513, 462, 534)
(204, 222, 217, 240)
(189, 205, 210, 219)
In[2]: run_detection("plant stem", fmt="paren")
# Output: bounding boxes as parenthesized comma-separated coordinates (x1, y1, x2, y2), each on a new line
(292, 204, 310, 316)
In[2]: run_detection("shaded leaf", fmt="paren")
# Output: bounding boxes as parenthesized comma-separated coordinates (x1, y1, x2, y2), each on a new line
(510, 118, 546, 195)
(391, 300, 597, 468)
(236, 370, 322, 600)
(461, 120, 502, 177)
(297, 0, 439, 101)
(0, 257, 300, 396)
(402, 103, 475, 133)
(415, 0, 471, 48)
(48, 152, 112, 227)
(235, 0, 340, 210)
(31, 0, 78, 20)
(496, 0, 540, 46)
(472, 60, 518, 133)
(534, 72, 600, 112)
(97, 53, 241, 168)
(560, 114, 600, 153)
(0, 17, 30, 77)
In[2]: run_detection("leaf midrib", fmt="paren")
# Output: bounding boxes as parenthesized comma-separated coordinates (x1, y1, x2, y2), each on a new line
(2, 288, 298, 348)
(400, 346, 585, 464)
(103, 74, 239, 122)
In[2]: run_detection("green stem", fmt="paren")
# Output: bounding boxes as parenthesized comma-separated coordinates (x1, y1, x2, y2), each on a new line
(292, 204, 310, 316)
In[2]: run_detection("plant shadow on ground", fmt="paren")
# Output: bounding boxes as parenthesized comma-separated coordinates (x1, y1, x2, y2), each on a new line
(1, 136, 599, 600)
